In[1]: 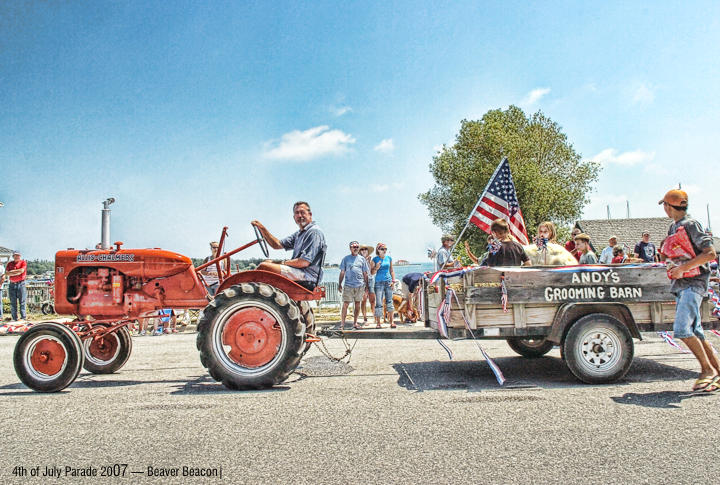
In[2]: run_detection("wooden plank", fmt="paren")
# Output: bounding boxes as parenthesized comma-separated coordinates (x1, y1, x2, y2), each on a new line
(512, 303, 527, 328)
(524, 305, 558, 325)
(625, 303, 651, 323)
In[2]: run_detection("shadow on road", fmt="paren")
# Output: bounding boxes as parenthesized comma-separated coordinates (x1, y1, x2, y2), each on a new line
(169, 375, 290, 395)
(610, 390, 713, 409)
(392, 356, 698, 392)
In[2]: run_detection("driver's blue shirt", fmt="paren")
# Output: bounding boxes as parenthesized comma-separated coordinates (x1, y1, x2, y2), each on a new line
(280, 221, 326, 283)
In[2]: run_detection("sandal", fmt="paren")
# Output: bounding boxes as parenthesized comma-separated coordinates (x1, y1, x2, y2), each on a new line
(702, 376, 720, 393)
(353, 323, 363, 330)
(376, 323, 382, 328)
(692, 376, 715, 392)
(390, 323, 397, 328)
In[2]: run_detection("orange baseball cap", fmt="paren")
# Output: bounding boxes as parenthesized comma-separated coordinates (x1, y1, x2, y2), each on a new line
(658, 189, 688, 207)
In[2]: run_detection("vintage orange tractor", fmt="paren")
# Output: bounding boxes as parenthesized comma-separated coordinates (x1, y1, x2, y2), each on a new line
(13, 225, 325, 392)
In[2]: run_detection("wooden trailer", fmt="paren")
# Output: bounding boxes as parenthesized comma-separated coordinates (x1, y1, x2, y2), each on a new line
(322, 264, 717, 384)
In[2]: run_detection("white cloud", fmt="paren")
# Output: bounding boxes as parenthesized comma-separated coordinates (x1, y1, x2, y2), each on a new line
(373, 138, 395, 153)
(522, 87, 551, 105)
(332, 105, 352, 117)
(589, 148, 656, 166)
(680, 183, 702, 196)
(632, 83, 655, 104)
(369, 182, 403, 193)
(263, 125, 356, 161)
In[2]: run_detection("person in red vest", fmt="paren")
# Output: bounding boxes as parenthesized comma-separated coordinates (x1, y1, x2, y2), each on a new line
(6, 251, 27, 321)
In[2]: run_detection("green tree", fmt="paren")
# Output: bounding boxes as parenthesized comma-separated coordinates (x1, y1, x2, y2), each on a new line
(419, 105, 600, 255)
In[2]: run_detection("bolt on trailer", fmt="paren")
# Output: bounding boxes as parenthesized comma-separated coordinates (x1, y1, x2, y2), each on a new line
(323, 264, 717, 384)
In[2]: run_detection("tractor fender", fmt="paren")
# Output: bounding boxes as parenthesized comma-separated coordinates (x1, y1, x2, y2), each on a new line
(546, 302, 642, 345)
(217, 270, 323, 301)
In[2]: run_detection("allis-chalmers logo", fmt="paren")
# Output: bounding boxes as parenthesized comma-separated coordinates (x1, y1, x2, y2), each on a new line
(76, 254, 135, 262)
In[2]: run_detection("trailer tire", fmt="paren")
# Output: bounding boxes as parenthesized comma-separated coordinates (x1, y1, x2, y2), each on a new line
(506, 337, 554, 358)
(563, 313, 634, 384)
(82, 326, 132, 374)
(41, 303, 55, 315)
(196, 283, 305, 390)
(14, 322, 84, 392)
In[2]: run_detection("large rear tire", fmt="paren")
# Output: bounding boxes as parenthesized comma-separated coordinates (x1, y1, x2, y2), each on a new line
(82, 326, 133, 374)
(299, 300, 315, 355)
(14, 323, 84, 392)
(506, 337, 554, 358)
(196, 283, 305, 390)
(563, 313, 634, 384)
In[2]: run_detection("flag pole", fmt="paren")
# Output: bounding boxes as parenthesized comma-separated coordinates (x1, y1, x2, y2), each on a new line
(448, 157, 507, 256)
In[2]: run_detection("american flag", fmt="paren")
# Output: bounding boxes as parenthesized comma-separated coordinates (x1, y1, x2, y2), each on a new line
(469, 158, 529, 245)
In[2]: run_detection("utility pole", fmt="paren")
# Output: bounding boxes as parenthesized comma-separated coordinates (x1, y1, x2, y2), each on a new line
(707, 204, 712, 233)
(626, 201, 630, 218)
(606, 205, 611, 220)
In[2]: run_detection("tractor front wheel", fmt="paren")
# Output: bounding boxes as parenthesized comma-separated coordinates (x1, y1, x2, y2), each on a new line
(82, 326, 133, 374)
(14, 323, 84, 392)
(196, 283, 305, 390)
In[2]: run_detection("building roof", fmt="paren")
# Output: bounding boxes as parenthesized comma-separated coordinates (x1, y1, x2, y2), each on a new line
(574, 217, 673, 252)
(0, 246, 13, 255)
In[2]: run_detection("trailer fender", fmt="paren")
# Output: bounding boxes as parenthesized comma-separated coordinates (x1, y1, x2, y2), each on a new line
(547, 303, 642, 345)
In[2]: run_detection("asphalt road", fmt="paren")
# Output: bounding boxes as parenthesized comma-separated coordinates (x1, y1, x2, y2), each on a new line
(0, 331, 717, 485)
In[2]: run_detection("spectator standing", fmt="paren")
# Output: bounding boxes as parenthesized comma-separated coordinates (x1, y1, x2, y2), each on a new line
(659, 189, 720, 392)
(599, 236, 618, 264)
(6, 251, 27, 321)
(359, 245, 375, 323)
(565, 228, 582, 261)
(634, 231, 658, 262)
(372, 243, 396, 328)
(436, 235, 457, 270)
(486, 219, 531, 267)
(338, 241, 370, 329)
(574, 233, 598, 264)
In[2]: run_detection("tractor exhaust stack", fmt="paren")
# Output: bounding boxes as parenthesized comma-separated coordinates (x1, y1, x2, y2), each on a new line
(101, 197, 115, 249)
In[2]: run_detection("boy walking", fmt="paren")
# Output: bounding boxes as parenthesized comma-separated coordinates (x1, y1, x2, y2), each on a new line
(659, 189, 720, 392)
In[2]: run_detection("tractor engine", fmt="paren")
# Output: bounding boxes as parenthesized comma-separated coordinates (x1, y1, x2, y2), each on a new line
(54, 247, 210, 319)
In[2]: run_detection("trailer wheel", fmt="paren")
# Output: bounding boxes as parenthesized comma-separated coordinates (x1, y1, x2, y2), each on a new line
(82, 326, 133, 374)
(506, 337, 554, 358)
(299, 301, 315, 355)
(563, 313, 634, 384)
(13, 322, 84, 392)
(196, 283, 305, 390)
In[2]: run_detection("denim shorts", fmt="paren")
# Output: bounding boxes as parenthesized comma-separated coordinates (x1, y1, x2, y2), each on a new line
(673, 287, 705, 340)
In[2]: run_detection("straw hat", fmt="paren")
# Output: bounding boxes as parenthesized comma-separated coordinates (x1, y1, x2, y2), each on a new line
(359, 244, 374, 255)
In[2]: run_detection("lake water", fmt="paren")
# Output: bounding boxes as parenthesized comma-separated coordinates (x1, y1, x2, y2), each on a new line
(322, 261, 435, 283)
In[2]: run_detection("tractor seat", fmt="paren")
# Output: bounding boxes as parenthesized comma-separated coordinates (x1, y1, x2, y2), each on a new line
(296, 281, 316, 291)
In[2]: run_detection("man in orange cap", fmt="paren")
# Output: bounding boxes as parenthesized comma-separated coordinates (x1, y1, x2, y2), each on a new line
(659, 189, 720, 392)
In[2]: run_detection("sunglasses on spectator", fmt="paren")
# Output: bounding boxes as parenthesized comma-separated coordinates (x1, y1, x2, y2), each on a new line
(350, 245, 359, 248)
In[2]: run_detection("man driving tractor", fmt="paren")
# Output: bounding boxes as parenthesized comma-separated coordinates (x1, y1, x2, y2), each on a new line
(251, 201, 327, 289)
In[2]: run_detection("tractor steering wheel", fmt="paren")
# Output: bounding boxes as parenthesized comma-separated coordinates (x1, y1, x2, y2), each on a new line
(253, 224, 270, 258)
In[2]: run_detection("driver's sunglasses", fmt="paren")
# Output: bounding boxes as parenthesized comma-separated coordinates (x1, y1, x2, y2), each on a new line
(350, 245, 359, 249)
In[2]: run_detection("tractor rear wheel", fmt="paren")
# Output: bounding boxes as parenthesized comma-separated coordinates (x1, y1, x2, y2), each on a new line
(14, 322, 84, 392)
(196, 283, 305, 390)
(299, 300, 315, 355)
(82, 326, 133, 374)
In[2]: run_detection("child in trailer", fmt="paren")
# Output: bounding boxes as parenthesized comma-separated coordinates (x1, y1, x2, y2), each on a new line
(574, 233, 598, 264)
(486, 219, 531, 267)
(611, 245, 626, 264)
(524, 221, 577, 266)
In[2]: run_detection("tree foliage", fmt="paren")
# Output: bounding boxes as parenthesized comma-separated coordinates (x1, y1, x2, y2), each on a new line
(419, 105, 600, 254)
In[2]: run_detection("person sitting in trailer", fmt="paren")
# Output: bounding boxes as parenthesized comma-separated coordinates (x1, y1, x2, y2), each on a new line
(486, 219, 531, 267)
(524, 221, 577, 266)
(251, 201, 327, 290)
(436, 235, 459, 270)
(611, 245, 626, 263)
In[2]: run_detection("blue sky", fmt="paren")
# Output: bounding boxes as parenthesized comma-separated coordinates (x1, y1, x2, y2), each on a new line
(1, 1, 719, 263)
